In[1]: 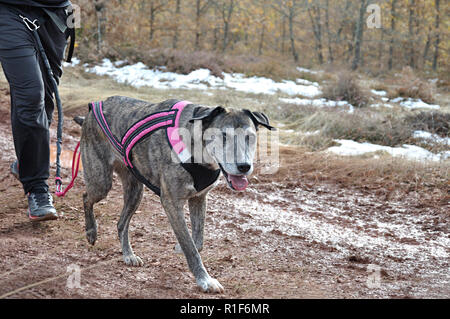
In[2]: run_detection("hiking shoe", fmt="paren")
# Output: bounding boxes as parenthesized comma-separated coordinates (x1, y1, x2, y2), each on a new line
(10, 160, 19, 180)
(27, 192, 58, 222)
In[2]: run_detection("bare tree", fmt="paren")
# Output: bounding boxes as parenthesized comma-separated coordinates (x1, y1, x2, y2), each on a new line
(148, 0, 168, 41)
(94, 0, 106, 51)
(407, 0, 416, 68)
(172, 0, 181, 49)
(325, 0, 333, 63)
(351, 0, 369, 70)
(273, 0, 301, 62)
(432, 0, 440, 71)
(212, 0, 236, 53)
(195, 0, 213, 50)
(388, 0, 398, 70)
(307, 2, 324, 64)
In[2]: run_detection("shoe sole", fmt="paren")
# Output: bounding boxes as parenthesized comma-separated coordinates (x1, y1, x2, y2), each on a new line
(28, 210, 58, 222)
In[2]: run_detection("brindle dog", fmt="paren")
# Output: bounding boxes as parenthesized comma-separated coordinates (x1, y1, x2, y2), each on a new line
(75, 96, 274, 293)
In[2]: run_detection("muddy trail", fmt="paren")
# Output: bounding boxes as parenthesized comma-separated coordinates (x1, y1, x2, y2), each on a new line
(0, 87, 448, 299)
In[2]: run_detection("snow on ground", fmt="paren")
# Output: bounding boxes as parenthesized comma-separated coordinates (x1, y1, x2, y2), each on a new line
(296, 67, 320, 74)
(400, 98, 440, 110)
(413, 131, 450, 146)
(62, 57, 80, 68)
(280, 97, 354, 113)
(85, 59, 322, 97)
(371, 89, 387, 96)
(370, 103, 393, 109)
(327, 139, 449, 162)
(388, 97, 441, 110)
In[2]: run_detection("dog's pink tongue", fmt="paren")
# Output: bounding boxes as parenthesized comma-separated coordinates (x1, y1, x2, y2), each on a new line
(228, 174, 248, 191)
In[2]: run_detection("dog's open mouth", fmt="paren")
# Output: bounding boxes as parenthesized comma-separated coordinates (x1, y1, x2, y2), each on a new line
(219, 165, 249, 191)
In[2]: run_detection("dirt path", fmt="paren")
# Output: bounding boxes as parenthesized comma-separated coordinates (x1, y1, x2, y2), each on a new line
(0, 88, 448, 299)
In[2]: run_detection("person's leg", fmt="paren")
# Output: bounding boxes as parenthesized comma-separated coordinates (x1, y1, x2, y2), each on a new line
(0, 4, 58, 221)
(1, 52, 51, 194)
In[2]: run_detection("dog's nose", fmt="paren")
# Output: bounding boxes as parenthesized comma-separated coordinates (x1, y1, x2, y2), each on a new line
(237, 163, 251, 173)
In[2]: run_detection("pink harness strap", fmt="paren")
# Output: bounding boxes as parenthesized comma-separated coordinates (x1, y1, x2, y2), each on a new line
(167, 101, 192, 162)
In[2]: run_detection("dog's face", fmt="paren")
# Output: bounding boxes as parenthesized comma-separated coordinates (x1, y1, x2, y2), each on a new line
(191, 106, 275, 191)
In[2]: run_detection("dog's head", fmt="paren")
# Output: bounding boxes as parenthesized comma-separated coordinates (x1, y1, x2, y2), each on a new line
(190, 106, 275, 191)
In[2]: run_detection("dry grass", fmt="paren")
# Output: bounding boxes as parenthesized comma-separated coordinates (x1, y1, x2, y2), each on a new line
(275, 107, 413, 150)
(257, 145, 449, 201)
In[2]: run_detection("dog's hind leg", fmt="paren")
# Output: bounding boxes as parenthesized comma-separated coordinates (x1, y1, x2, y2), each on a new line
(82, 146, 114, 246)
(175, 194, 206, 253)
(117, 168, 144, 267)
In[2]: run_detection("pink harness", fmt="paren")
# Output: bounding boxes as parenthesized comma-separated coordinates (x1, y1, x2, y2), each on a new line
(57, 100, 220, 197)
(90, 100, 192, 196)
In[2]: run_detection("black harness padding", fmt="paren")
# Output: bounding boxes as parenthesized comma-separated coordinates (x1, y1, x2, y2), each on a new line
(181, 162, 221, 193)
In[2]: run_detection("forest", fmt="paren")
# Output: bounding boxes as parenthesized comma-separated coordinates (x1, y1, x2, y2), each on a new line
(74, 0, 448, 78)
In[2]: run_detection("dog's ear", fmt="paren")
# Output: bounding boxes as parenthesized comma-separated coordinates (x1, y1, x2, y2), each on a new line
(190, 106, 226, 123)
(243, 109, 276, 131)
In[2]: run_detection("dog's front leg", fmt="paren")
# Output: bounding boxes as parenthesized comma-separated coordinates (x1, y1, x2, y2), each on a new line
(188, 194, 206, 252)
(160, 191, 223, 294)
(174, 194, 206, 253)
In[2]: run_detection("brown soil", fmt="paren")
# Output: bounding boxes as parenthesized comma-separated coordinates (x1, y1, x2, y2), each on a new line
(0, 87, 448, 299)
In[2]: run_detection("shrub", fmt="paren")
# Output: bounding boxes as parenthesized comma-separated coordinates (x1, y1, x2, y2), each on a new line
(321, 71, 370, 108)
(395, 67, 436, 104)
(405, 111, 450, 137)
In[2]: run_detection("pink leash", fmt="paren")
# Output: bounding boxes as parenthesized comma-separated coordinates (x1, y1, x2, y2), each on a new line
(55, 141, 81, 197)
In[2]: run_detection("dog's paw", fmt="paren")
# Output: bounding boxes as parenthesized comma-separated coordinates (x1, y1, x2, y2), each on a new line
(197, 276, 224, 294)
(123, 254, 144, 267)
(86, 228, 97, 246)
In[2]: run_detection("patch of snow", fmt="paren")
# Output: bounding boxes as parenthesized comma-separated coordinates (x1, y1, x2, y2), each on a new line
(280, 97, 354, 113)
(327, 139, 448, 162)
(62, 57, 80, 68)
(297, 67, 319, 74)
(371, 89, 387, 96)
(370, 103, 393, 109)
(413, 131, 450, 146)
(86, 59, 322, 97)
(296, 78, 319, 87)
(390, 97, 404, 103)
(400, 98, 440, 110)
(280, 97, 350, 108)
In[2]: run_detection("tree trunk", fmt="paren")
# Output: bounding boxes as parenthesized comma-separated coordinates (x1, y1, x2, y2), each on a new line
(150, 2, 155, 41)
(288, 5, 298, 62)
(94, 1, 105, 52)
(423, 27, 431, 65)
(388, 0, 397, 70)
(258, 24, 265, 56)
(281, 14, 286, 54)
(222, 0, 235, 53)
(172, 0, 181, 49)
(408, 0, 416, 68)
(432, 0, 440, 71)
(325, 0, 333, 63)
(351, 0, 368, 70)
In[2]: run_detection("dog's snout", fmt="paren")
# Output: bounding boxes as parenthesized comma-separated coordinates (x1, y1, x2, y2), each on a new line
(237, 163, 251, 173)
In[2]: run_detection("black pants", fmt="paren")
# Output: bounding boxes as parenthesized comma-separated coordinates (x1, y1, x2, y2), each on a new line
(0, 3, 68, 194)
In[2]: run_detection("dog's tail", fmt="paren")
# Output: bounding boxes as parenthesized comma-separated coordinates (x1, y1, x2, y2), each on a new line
(73, 116, 85, 126)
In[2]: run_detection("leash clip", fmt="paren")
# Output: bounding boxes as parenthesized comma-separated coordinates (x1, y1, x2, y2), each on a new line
(19, 14, 40, 32)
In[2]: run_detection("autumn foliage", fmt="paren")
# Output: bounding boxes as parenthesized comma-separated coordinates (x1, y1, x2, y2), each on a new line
(74, 0, 448, 76)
